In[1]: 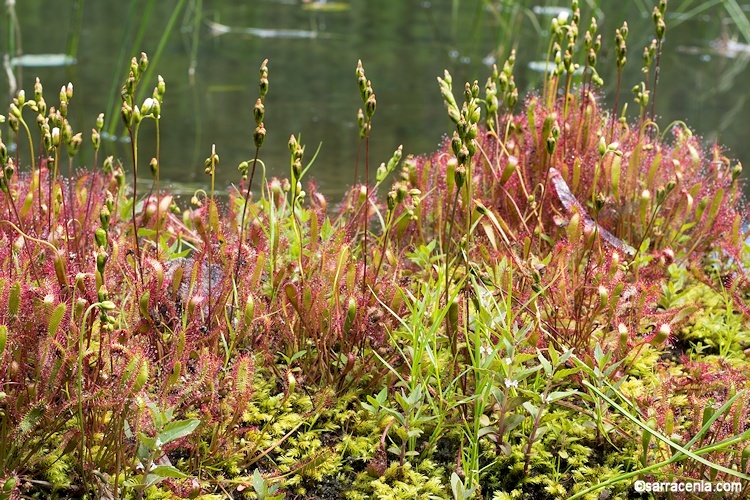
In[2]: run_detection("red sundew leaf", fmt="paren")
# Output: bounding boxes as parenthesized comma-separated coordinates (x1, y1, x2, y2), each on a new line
(548, 167, 635, 256)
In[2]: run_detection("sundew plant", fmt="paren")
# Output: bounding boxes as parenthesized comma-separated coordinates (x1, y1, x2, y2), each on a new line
(1, 1, 750, 499)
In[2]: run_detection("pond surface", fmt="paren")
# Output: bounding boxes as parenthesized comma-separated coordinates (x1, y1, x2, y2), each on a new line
(4, 0, 750, 199)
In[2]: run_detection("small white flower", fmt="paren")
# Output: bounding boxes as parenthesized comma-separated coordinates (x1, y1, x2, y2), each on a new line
(141, 97, 154, 115)
(504, 357, 513, 366)
(504, 378, 518, 389)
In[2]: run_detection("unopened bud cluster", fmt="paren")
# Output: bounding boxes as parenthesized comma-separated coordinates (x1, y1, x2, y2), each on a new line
(484, 50, 517, 131)
(355, 60, 376, 139)
(438, 72, 482, 190)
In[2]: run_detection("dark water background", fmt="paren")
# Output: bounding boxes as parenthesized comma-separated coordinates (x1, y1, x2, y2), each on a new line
(3, 0, 750, 199)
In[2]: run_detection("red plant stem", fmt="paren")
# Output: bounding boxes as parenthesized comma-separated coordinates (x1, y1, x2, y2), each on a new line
(234, 146, 261, 290)
(362, 136, 370, 298)
(83, 150, 99, 238)
(610, 71, 622, 142)
(650, 41, 663, 121)
(3, 199, 42, 285)
(128, 128, 144, 288)
(373, 213, 392, 283)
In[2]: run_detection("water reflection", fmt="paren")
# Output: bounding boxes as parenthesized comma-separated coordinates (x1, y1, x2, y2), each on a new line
(3, 0, 750, 200)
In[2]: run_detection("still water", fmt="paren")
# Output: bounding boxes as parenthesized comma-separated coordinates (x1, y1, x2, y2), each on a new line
(4, 1, 750, 199)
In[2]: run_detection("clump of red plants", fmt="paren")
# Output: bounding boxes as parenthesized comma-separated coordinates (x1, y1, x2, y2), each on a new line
(1, 0, 750, 497)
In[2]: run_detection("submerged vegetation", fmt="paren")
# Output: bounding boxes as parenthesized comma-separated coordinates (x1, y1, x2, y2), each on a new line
(1, 1, 750, 498)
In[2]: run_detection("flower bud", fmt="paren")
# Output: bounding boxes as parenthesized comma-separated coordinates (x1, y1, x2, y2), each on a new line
(466, 138, 477, 157)
(120, 103, 132, 127)
(100, 205, 111, 230)
(157, 75, 166, 97)
(365, 94, 377, 118)
(67, 132, 83, 157)
(253, 98, 264, 125)
(546, 134, 557, 156)
(34, 77, 43, 102)
(457, 144, 469, 166)
(141, 97, 154, 116)
(9, 102, 21, 119)
(732, 162, 743, 181)
(238, 161, 249, 179)
(97, 249, 108, 275)
(149, 157, 158, 177)
(454, 164, 466, 188)
(655, 18, 666, 40)
(61, 120, 73, 144)
(253, 124, 266, 148)
(98, 285, 109, 303)
(451, 132, 462, 157)
(387, 190, 397, 211)
(103, 155, 114, 174)
(51, 127, 61, 147)
(95, 227, 108, 248)
(357, 108, 365, 131)
(376, 163, 387, 183)
(132, 105, 142, 125)
(91, 128, 101, 150)
(588, 48, 597, 67)
(386, 145, 403, 172)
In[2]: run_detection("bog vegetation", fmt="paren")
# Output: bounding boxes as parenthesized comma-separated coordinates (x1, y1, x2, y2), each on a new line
(1, 1, 750, 499)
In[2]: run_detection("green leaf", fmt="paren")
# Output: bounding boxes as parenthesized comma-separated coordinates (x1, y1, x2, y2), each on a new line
(150, 465, 189, 479)
(538, 352, 553, 376)
(522, 401, 539, 419)
(553, 367, 580, 380)
(158, 418, 201, 446)
(478, 425, 497, 439)
(547, 390, 578, 403)
(137, 433, 157, 452)
(253, 469, 268, 496)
